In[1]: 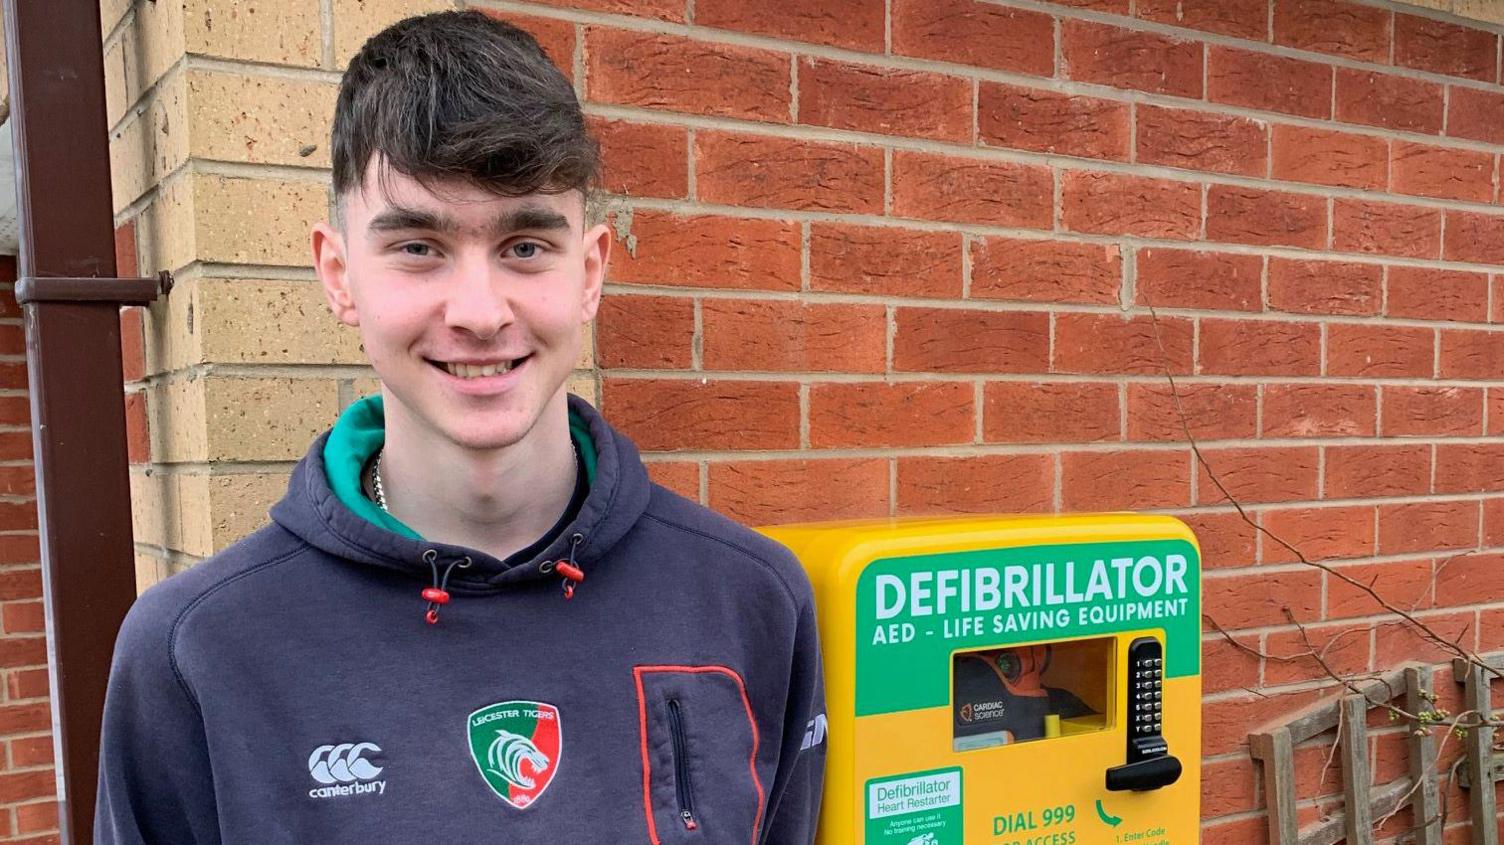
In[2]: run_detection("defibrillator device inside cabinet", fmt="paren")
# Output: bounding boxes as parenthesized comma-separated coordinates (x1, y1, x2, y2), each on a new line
(760, 514, 1202, 845)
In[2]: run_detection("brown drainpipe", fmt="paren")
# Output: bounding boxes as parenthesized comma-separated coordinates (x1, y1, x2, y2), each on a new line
(2, 0, 166, 840)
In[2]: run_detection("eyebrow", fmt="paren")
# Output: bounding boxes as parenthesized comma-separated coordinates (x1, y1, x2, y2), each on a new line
(366, 203, 573, 239)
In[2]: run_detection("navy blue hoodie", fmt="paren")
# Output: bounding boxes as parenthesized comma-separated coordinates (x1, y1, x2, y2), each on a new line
(96, 395, 825, 843)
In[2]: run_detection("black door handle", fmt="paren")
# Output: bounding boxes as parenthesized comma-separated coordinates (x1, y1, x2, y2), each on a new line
(1105, 755, 1182, 792)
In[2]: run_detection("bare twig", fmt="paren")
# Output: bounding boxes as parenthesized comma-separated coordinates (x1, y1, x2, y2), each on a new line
(1320, 701, 1344, 790)
(1136, 298, 1504, 838)
(1141, 301, 1504, 689)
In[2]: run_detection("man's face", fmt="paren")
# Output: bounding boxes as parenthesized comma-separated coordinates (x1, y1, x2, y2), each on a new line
(313, 162, 610, 452)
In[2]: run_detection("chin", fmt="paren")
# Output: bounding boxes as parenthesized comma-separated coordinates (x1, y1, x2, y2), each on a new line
(437, 419, 534, 452)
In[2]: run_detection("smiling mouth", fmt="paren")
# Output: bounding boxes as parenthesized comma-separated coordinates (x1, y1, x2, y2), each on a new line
(430, 357, 527, 379)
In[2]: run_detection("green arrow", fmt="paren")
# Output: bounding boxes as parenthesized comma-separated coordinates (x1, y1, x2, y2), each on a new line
(1095, 799, 1122, 827)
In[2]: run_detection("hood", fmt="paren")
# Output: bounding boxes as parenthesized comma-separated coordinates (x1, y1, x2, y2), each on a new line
(269, 393, 652, 594)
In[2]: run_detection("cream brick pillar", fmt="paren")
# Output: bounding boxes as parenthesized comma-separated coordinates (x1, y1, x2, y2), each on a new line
(1399, 0, 1504, 23)
(103, 0, 489, 586)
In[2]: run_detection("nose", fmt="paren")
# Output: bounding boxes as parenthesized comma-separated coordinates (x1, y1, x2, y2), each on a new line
(443, 255, 513, 339)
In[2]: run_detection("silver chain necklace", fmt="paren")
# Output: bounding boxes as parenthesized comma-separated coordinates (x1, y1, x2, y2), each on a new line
(372, 449, 390, 512)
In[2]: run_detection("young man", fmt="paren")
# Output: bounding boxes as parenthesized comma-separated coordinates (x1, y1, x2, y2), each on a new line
(95, 11, 825, 843)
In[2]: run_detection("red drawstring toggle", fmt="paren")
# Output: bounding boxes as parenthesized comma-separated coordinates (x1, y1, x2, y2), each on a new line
(556, 561, 584, 601)
(423, 588, 450, 623)
(553, 534, 586, 602)
(421, 552, 471, 626)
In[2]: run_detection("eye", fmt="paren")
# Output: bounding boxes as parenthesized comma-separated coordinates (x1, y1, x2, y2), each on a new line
(400, 242, 433, 257)
(509, 241, 542, 259)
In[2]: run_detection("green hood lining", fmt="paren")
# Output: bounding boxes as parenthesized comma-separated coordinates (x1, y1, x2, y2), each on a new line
(322, 394, 597, 541)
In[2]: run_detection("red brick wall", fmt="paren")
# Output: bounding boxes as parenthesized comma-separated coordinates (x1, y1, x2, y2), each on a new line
(0, 254, 58, 843)
(0, 223, 142, 843)
(474, 0, 1504, 840)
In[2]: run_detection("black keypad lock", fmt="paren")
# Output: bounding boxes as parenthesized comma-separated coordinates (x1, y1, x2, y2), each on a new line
(1105, 636, 1182, 792)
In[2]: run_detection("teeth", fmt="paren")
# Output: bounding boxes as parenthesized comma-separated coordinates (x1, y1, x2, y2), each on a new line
(444, 360, 514, 379)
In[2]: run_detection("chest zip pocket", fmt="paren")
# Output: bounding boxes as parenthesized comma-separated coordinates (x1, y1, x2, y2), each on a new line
(634, 665, 765, 845)
(667, 700, 698, 831)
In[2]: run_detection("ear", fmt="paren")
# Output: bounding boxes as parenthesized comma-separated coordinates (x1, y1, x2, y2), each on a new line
(312, 221, 359, 327)
(578, 221, 611, 323)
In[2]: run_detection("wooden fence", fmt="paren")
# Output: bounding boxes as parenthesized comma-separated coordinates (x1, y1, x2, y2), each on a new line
(1249, 657, 1504, 845)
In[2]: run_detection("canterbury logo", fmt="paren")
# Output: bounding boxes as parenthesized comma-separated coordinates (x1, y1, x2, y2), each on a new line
(486, 730, 551, 790)
(801, 713, 828, 750)
(308, 742, 384, 785)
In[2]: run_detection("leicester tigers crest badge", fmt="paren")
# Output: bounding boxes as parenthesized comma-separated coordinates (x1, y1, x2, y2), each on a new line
(466, 700, 562, 809)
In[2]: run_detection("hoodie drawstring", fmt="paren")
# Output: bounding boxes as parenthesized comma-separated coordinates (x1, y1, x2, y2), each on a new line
(421, 534, 585, 623)
(554, 533, 585, 600)
(422, 549, 472, 625)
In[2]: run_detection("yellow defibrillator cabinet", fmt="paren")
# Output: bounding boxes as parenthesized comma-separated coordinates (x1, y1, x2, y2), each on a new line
(760, 514, 1201, 845)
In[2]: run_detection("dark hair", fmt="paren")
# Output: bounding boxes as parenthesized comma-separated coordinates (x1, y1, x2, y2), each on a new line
(331, 10, 598, 203)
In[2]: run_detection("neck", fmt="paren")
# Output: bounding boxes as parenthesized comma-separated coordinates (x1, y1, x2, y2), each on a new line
(376, 394, 577, 561)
